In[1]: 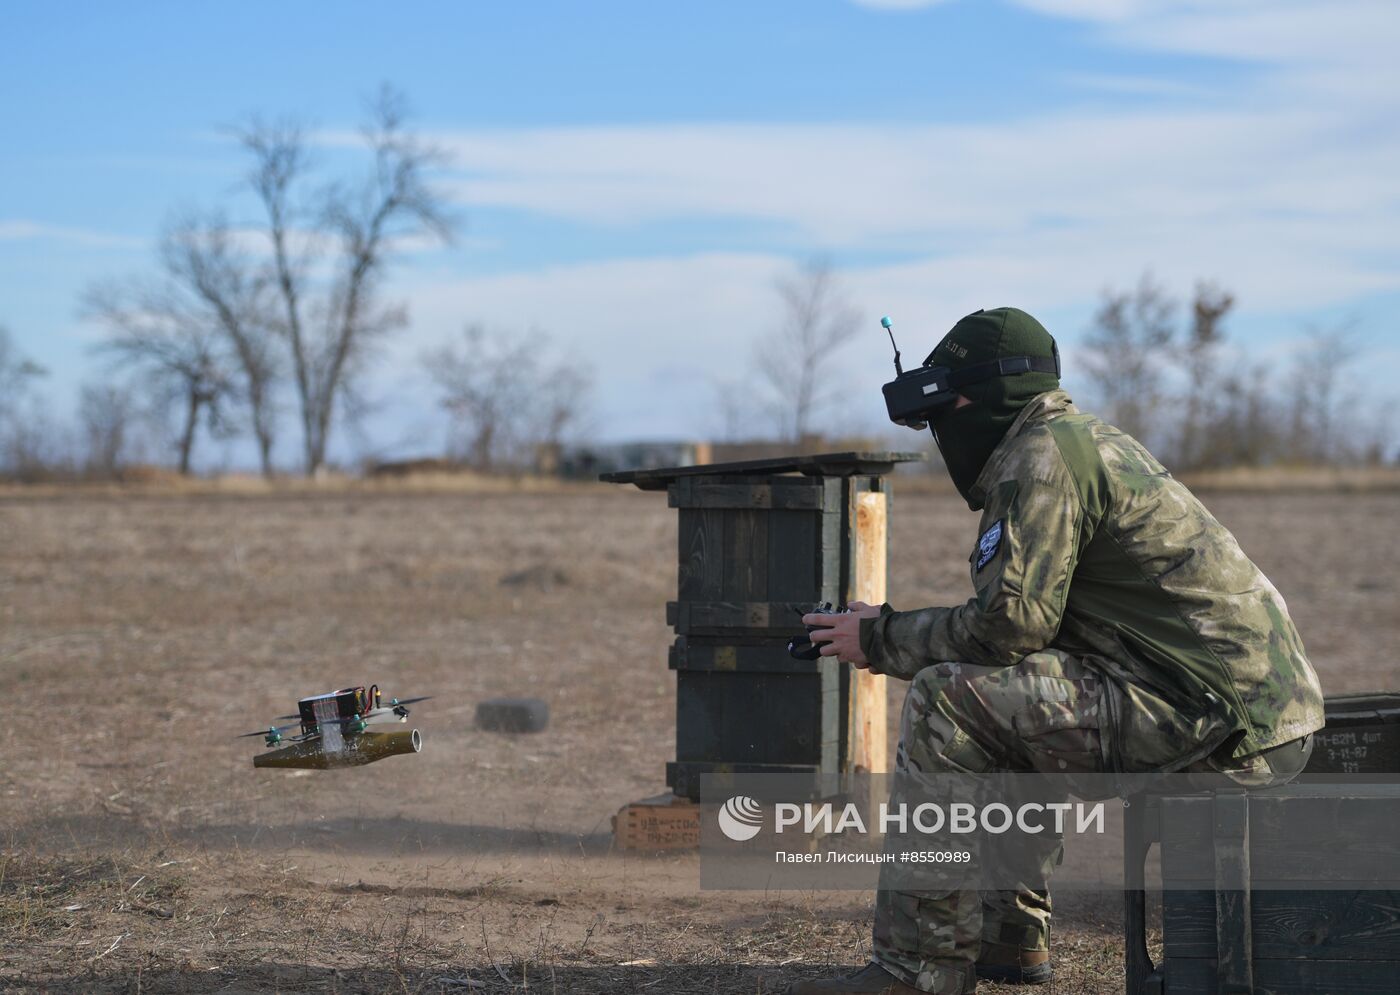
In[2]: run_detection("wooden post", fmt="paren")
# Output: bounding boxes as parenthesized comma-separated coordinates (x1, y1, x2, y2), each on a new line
(850, 489, 889, 775)
(1213, 790, 1254, 994)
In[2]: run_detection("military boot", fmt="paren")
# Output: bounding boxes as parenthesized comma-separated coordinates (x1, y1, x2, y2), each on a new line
(785, 962, 974, 994)
(974, 941, 1052, 985)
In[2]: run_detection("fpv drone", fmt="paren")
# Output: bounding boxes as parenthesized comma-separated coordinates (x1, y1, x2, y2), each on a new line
(239, 684, 430, 770)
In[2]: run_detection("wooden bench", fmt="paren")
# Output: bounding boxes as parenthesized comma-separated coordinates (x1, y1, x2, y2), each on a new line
(1124, 692, 1400, 994)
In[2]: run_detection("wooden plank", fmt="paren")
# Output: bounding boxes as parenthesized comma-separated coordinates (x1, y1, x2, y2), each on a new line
(675, 500, 726, 602)
(1164, 889, 1400, 961)
(1158, 789, 1400, 888)
(666, 760, 825, 801)
(1319, 691, 1400, 722)
(766, 497, 822, 603)
(670, 637, 826, 674)
(674, 670, 826, 765)
(819, 479, 844, 602)
(668, 482, 828, 510)
(1163, 957, 1400, 994)
(848, 487, 889, 776)
(667, 600, 816, 634)
(1124, 793, 1164, 994)
(1212, 791, 1253, 994)
(723, 505, 769, 602)
(601, 450, 925, 489)
(820, 661, 843, 776)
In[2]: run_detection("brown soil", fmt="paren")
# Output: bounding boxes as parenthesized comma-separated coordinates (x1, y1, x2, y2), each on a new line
(1, 486, 1395, 992)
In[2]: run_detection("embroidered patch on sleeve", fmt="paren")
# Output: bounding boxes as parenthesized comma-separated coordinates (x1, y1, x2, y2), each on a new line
(975, 519, 1005, 571)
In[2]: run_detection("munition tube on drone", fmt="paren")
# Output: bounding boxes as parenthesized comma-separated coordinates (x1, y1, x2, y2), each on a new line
(253, 727, 422, 770)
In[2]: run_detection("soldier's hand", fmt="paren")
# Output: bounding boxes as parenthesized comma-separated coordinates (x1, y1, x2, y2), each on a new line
(804, 601, 882, 668)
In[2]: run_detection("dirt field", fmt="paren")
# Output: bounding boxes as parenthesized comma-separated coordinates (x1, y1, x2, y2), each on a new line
(2, 483, 1396, 993)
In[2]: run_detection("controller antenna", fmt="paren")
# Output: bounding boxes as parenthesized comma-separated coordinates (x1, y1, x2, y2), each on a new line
(881, 316, 904, 375)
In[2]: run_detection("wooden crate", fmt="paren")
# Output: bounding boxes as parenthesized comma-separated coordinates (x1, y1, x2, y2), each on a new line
(1303, 690, 1400, 774)
(1126, 692, 1400, 994)
(604, 452, 920, 802)
(612, 793, 702, 851)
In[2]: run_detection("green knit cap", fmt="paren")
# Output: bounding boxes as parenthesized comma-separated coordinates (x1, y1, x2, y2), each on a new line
(926, 306, 1060, 400)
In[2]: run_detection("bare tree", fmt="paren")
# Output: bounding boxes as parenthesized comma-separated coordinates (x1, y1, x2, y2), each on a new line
(1357, 404, 1396, 466)
(1287, 319, 1360, 464)
(0, 326, 46, 418)
(537, 352, 594, 456)
(1081, 272, 1176, 447)
(710, 375, 757, 443)
(424, 325, 529, 471)
(1174, 281, 1234, 469)
(1213, 361, 1282, 468)
(242, 85, 454, 477)
(162, 215, 280, 476)
(423, 325, 593, 472)
(0, 325, 54, 476)
(78, 382, 135, 477)
(754, 258, 859, 443)
(83, 282, 234, 474)
(1081, 275, 1377, 469)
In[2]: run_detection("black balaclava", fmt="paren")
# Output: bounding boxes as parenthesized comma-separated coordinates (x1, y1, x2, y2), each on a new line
(926, 307, 1061, 508)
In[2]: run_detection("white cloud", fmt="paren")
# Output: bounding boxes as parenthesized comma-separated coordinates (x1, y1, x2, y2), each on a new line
(384, 219, 1390, 443)
(388, 253, 790, 440)
(324, 0, 1400, 441)
(405, 0, 1397, 321)
(420, 103, 1399, 311)
(1014, 0, 1400, 101)
(0, 220, 142, 250)
(1058, 72, 1207, 97)
(1010, 0, 1153, 22)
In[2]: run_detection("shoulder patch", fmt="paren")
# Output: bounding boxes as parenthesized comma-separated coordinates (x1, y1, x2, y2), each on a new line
(975, 519, 1005, 571)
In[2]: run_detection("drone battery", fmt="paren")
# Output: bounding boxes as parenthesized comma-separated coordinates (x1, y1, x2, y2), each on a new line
(297, 686, 367, 729)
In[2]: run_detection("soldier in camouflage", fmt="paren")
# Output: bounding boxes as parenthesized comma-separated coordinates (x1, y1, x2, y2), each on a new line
(787, 307, 1324, 995)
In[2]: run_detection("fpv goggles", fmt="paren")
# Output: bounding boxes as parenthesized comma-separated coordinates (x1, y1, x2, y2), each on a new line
(879, 316, 1060, 430)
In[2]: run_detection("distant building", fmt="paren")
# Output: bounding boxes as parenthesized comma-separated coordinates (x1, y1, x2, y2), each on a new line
(544, 441, 707, 479)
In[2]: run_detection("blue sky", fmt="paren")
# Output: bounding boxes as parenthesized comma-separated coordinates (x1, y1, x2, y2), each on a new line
(3, 0, 1398, 465)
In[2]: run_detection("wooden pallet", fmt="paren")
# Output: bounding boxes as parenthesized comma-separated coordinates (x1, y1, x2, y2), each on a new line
(612, 793, 701, 851)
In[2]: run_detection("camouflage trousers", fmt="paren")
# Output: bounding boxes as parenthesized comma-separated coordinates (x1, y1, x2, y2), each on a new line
(870, 649, 1310, 993)
(871, 650, 1093, 992)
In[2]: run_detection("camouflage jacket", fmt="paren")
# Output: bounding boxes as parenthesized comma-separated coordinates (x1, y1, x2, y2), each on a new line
(860, 389, 1325, 758)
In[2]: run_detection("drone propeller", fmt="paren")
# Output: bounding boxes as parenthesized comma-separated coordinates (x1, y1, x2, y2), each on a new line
(248, 695, 432, 740)
(270, 695, 432, 720)
(237, 721, 301, 739)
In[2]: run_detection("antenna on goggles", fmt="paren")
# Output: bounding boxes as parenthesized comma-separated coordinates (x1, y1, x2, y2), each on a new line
(881, 315, 904, 375)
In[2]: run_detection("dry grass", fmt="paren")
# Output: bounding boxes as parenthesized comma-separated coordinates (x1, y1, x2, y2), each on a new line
(1178, 465, 1400, 493)
(0, 842, 1133, 993)
(1, 485, 1392, 992)
(6, 460, 1397, 503)
(893, 464, 1400, 496)
(0, 468, 608, 501)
